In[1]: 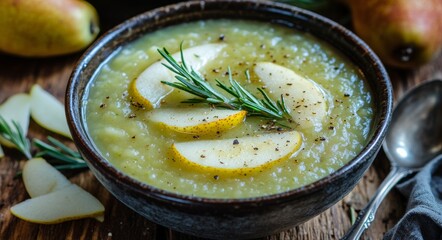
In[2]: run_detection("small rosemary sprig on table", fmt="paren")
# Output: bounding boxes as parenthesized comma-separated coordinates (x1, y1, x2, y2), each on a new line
(0, 116, 32, 159)
(0, 115, 87, 171)
(34, 137, 87, 171)
(158, 45, 293, 125)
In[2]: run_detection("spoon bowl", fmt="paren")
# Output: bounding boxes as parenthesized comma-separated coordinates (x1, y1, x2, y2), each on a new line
(384, 80, 442, 169)
(344, 79, 442, 239)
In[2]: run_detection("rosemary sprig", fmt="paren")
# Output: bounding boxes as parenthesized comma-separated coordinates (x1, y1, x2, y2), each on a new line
(0, 116, 32, 159)
(0, 115, 87, 171)
(34, 137, 87, 171)
(158, 45, 293, 125)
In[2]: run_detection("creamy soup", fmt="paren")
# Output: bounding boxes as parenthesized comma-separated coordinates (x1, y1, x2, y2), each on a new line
(85, 19, 374, 198)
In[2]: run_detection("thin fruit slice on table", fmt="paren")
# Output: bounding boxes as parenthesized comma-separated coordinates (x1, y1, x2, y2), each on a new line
(147, 108, 246, 135)
(30, 84, 71, 138)
(10, 184, 104, 224)
(0, 93, 31, 147)
(170, 131, 302, 175)
(254, 62, 328, 129)
(21, 157, 104, 222)
(130, 43, 226, 109)
(22, 158, 72, 198)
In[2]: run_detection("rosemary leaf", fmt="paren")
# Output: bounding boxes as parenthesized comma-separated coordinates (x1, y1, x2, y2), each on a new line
(53, 164, 88, 171)
(215, 79, 235, 96)
(33, 138, 86, 166)
(47, 136, 82, 158)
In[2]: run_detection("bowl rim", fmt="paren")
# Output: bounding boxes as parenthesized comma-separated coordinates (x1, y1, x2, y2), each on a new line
(67, 0, 392, 206)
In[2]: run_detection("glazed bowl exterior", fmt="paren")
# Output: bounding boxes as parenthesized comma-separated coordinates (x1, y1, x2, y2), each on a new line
(66, 1, 392, 239)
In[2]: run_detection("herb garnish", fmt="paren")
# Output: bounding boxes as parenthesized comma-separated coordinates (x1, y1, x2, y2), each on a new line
(0, 115, 87, 171)
(34, 137, 87, 170)
(0, 116, 32, 159)
(158, 45, 293, 126)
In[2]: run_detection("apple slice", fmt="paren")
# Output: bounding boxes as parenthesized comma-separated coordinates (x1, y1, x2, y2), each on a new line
(170, 131, 302, 175)
(130, 43, 226, 109)
(0, 93, 31, 147)
(10, 184, 104, 224)
(22, 158, 71, 198)
(30, 84, 71, 138)
(254, 62, 327, 129)
(147, 108, 246, 135)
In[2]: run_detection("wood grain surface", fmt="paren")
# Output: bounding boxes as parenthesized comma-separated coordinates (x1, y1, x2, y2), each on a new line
(1, 2, 441, 239)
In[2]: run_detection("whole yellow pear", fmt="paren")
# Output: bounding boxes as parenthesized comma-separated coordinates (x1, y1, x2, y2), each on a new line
(0, 0, 99, 57)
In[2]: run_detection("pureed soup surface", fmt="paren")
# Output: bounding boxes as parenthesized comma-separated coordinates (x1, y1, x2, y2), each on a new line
(85, 19, 374, 198)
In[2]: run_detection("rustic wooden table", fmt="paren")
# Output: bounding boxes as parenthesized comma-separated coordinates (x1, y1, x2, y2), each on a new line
(1, 3, 441, 239)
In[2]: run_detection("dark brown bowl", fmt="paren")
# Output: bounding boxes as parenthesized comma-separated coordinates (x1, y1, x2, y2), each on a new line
(66, 1, 392, 239)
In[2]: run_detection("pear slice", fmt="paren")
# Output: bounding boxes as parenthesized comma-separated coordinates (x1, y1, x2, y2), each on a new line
(130, 43, 226, 109)
(254, 62, 327, 129)
(30, 84, 71, 138)
(21, 158, 104, 222)
(147, 108, 246, 135)
(22, 158, 71, 198)
(10, 184, 104, 224)
(0, 93, 31, 147)
(170, 131, 302, 175)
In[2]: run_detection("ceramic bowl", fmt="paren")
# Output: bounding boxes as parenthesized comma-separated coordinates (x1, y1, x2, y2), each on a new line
(66, 1, 392, 238)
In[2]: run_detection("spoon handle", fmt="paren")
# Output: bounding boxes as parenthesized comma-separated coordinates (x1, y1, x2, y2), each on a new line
(342, 166, 412, 240)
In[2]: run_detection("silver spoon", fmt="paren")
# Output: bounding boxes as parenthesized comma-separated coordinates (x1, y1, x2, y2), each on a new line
(343, 79, 442, 240)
